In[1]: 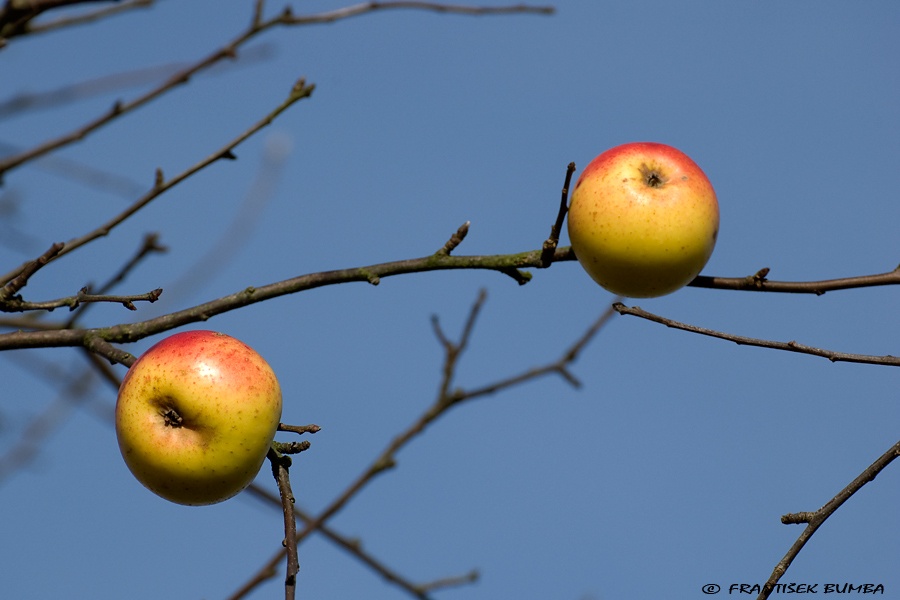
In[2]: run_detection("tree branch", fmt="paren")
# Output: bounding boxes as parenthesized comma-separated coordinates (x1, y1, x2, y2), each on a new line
(0, 242, 568, 354)
(688, 264, 900, 294)
(231, 291, 617, 599)
(0, 0, 110, 42)
(5, 240, 900, 359)
(756, 438, 900, 600)
(243, 484, 476, 600)
(0, 1, 551, 177)
(0, 79, 314, 285)
(279, 1, 554, 26)
(1, 286, 162, 313)
(11, 0, 154, 39)
(266, 447, 299, 600)
(539, 161, 575, 267)
(613, 302, 900, 367)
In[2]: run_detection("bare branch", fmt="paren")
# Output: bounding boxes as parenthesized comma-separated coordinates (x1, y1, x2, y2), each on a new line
(232, 292, 617, 599)
(689, 264, 900, 294)
(0, 80, 314, 286)
(0, 1, 551, 177)
(613, 302, 900, 367)
(83, 336, 136, 366)
(278, 423, 322, 436)
(279, 1, 555, 25)
(0, 244, 566, 354)
(16, 0, 154, 38)
(2, 286, 162, 313)
(266, 447, 299, 599)
(0, 242, 63, 302)
(0, 0, 111, 42)
(434, 221, 470, 256)
(756, 439, 900, 600)
(540, 161, 575, 267)
(244, 483, 470, 600)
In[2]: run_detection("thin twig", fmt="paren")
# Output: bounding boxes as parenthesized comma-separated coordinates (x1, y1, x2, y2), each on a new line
(613, 302, 900, 367)
(244, 483, 466, 600)
(0, 242, 64, 302)
(6, 243, 899, 355)
(0, 1, 551, 176)
(2, 287, 162, 313)
(279, 1, 554, 25)
(0, 244, 567, 353)
(231, 292, 617, 599)
(0, 0, 108, 41)
(540, 161, 575, 267)
(0, 79, 314, 286)
(63, 233, 167, 326)
(267, 447, 299, 600)
(434, 221, 470, 256)
(688, 264, 900, 295)
(756, 439, 900, 600)
(16, 0, 154, 38)
(83, 336, 136, 366)
(278, 423, 321, 436)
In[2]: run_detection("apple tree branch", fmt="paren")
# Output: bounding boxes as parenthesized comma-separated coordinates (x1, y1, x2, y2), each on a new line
(229, 292, 619, 599)
(613, 302, 900, 367)
(756, 438, 900, 600)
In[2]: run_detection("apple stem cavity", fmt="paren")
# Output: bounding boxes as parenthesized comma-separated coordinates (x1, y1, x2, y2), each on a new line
(162, 408, 183, 427)
(639, 163, 668, 188)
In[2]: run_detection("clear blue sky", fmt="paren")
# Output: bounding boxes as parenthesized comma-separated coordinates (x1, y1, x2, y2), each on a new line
(1, 1, 898, 598)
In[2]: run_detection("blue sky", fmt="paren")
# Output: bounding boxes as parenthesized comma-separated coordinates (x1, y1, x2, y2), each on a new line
(1, 1, 898, 598)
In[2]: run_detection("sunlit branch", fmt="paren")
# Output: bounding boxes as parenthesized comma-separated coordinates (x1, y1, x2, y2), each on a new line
(2, 287, 162, 313)
(230, 292, 617, 599)
(3, 236, 899, 356)
(244, 483, 474, 600)
(688, 264, 900, 294)
(613, 302, 900, 367)
(756, 439, 900, 600)
(539, 161, 575, 267)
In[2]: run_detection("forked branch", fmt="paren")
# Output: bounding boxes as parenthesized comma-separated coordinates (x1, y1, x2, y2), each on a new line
(757, 438, 900, 600)
(230, 292, 619, 599)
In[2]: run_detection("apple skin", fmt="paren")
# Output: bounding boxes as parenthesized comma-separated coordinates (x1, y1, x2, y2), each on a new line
(567, 142, 719, 298)
(115, 330, 283, 506)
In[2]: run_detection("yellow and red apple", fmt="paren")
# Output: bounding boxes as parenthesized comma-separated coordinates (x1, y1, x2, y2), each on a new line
(567, 142, 719, 298)
(115, 330, 283, 506)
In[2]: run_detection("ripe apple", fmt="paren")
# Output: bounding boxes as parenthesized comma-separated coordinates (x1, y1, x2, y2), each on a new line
(567, 142, 719, 298)
(115, 330, 283, 506)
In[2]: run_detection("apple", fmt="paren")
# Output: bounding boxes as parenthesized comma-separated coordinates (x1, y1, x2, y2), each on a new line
(567, 142, 719, 298)
(115, 330, 283, 506)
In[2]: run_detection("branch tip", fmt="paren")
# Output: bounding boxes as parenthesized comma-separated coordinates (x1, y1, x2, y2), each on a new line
(436, 221, 471, 255)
